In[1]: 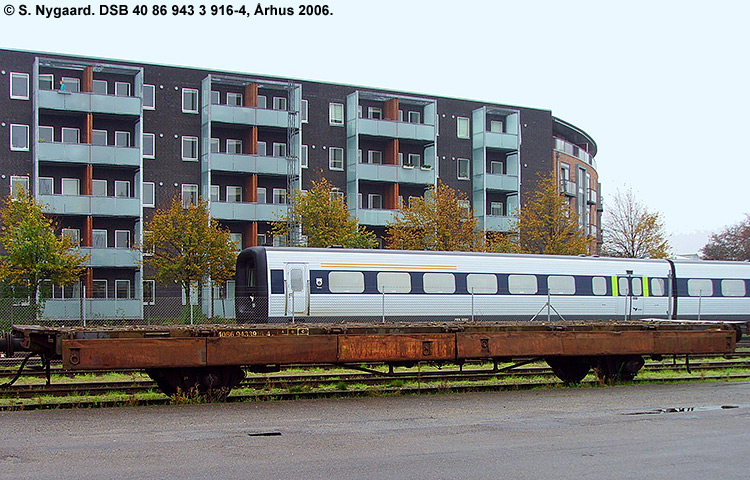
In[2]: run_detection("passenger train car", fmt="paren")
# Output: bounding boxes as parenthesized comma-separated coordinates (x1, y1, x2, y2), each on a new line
(235, 247, 750, 323)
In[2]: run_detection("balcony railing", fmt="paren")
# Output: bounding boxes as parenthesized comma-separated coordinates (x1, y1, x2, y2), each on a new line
(357, 118, 435, 142)
(554, 137, 595, 167)
(560, 180, 577, 197)
(78, 247, 139, 267)
(210, 201, 287, 222)
(38, 90, 141, 116)
(587, 188, 598, 205)
(482, 215, 516, 232)
(356, 162, 436, 185)
(485, 174, 519, 192)
(39, 194, 140, 217)
(356, 208, 397, 226)
(210, 104, 293, 129)
(211, 153, 289, 176)
(38, 142, 140, 167)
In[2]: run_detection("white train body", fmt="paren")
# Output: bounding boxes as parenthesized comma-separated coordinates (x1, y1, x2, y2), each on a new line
(234, 247, 750, 323)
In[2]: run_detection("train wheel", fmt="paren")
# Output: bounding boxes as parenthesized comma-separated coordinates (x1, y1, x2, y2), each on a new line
(545, 356, 592, 384)
(146, 366, 246, 401)
(593, 355, 645, 384)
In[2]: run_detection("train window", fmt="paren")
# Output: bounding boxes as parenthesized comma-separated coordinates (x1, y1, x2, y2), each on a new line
(631, 278, 642, 296)
(377, 272, 411, 293)
(328, 271, 365, 293)
(687, 279, 713, 297)
(467, 274, 497, 294)
(547, 275, 575, 295)
(721, 279, 746, 297)
(423, 273, 456, 294)
(508, 275, 537, 295)
(651, 278, 666, 297)
(289, 269, 304, 292)
(592, 277, 607, 296)
(618, 277, 630, 296)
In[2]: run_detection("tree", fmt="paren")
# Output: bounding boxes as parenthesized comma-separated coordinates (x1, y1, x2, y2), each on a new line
(386, 182, 483, 251)
(602, 188, 670, 259)
(0, 190, 88, 318)
(143, 197, 236, 312)
(701, 215, 750, 261)
(271, 178, 377, 248)
(516, 174, 591, 255)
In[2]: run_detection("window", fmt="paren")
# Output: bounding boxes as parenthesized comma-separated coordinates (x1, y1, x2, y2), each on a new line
(62, 228, 80, 246)
(230, 232, 243, 251)
(143, 280, 155, 305)
(301, 145, 308, 168)
(210, 90, 220, 105)
(10, 176, 29, 197)
(227, 139, 243, 154)
(257, 141, 267, 156)
(301, 99, 309, 123)
(368, 150, 383, 164)
(115, 180, 131, 198)
(377, 272, 411, 293)
(227, 186, 242, 203)
(651, 278, 666, 297)
(617, 277, 630, 296)
(592, 276, 608, 296)
(257, 233, 267, 246)
(368, 194, 383, 209)
(358, 149, 363, 163)
(92, 79, 108, 95)
(143, 133, 155, 158)
(10, 72, 29, 100)
(61, 127, 80, 144)
(457, 158, 470, 180)
(115, 280, 130, 299)
(61, 77, 80, 92)
(38, 177, 54, 195)
(92, 179, 107, 197)
(330, 189, 344, 201)
(458, 200, 470, 214)
(115, 131, 130, 147)
(273, 142, 287, 157)
(143, 182, 155, 207)
(490, 202, 504, 216)
(547, 276, 576, 295)
(39, 126, 54, 143)
(92, 129, 108, 146)
(399, 110, 404, 122)
(368, 107, 382, 120)
(210, 185, 219, 202)
(61, 178, 80, 195)
(329, 272, 365, 293)
(181, 136, 198, 161)
(143, 84, 155, 109)
(273, 188, 287, 204)
(227, 92, 243, 106)
(329, 103, 344, 125)
(38, 74, 53, 90)
(721, 279, 746, 297)
(408, 111, 421, 124)
(490, 120, 504, 133)
(409, 153, 422, 168)
(509, 274, 538, 294)
(210, 138, 220, 153)
(10, 124, 29, 150)
(423, 273, 456, 294)
(398, 153, 404, 165)
(273, 96, 287, 110)
(457, 117, 470, 139)
(115, 230, 131, 248)
(466, 274, 497, 294)
(93, 280, 107, 299)
(182, 88, 199, 113)
(115, 82, 130, 97)
(143, 231, 154, 256)
(257, 95, 267, 109)
(688, 279, 713, 297)
(181, 184, 198, 207)
(490, 161, 504, 175)
(92, 230, 107, 249)
(631, 278, 643, 296)
(251, 188, 264, 205)
(329, 147, 344, 170)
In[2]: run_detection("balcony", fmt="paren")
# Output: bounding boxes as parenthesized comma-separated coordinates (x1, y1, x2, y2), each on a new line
(211, 153, 289, 176)
(485, 173, 519, 192)
(79, 247, 139, 268)
(356, 208, 397, 226)
(39, 194, 140, 217)
(356, 118, 435, 142)
(357, 163, 435, 186)
(482, 215, 516, 232)
(43, 298, 141, 320)
(210, 201, 287, 222)
(554, 137, 595, 168)
(210, 105, 293, 128)
(587, 188, 598, 205)
(38, 142, 140, 167)
(560, 180, 577, 197)
(38, 90, 141, 116)
(482, 131, 519, 150)
(587, 223, 599, 237)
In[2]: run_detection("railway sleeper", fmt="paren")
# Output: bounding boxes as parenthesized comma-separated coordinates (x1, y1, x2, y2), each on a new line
(145, 366, 245, 401)
(545, 355, 645, 384)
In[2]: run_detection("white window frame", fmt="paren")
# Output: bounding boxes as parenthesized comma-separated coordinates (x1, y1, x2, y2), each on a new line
(272, 188, 287, 205)
(257, 141, 267, 156)
(329, 147, 344, 170)
(115, 131, 130, 147)
(62, 228, 81, 247)
(61, 178, 80, 196)
(143, 280, 156, 305)
(38, 74, 54, 90)
(115, 230, 131, 249)
(10, 72, 30, 100)
(227, 139, 243, 154)
(61, 77, 80, 93)
(61, 127, 80, 144)
(92, 279, 107, 299)
(210, 90, 220, 105)
(490, 202, 504, 216)
(272, 142, 287, 158)
(143, 182, 155, 207)
(181, 184, 198, 207)
(227, 92, 243, 106)
(209, 185, 220, 202)
(329, 103, 344, 126)
(301, 99, 309, 123)
(143, 84, 155, 110)
(257, 187, 267, 204)
(181, 136, 199, 161)
(457, 116, 470, 139)
(10, 124, 29, 151)
(114, 180, 131, 198)
(182, 88, 199, 113)
(301, 144, 309, 168)
(226, 186, 242, 203)
(38, 177, 54, 195)
(92, 129, 108, 146)
(10, 176, 29, 197)
(115, 82, 131, 97)
(38, 126, 54, 143)
(409, 153, 422, 168)
(490, 161, 504, 175)
(230, 232, 243, 252)
(367, 150, 383, 164)
(92, 179, 107, 197)
(92, 79, 108, 95)
(257, 95, 267, 109)
(368, 194, 383, 209)
(92, 229, 107, 249)
(143, 133, 155, 158)
(490, 120, 504, 133)
(115, 279, 131, 299)
(273, 96, 287, 110)
(408, 111, 421, 124)
(368, 107, 383, 120)
(210, 138, 220, 153)
(457, 158, 470, 180)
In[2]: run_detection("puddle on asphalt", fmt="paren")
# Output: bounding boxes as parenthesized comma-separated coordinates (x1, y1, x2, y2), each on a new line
(623, 405, 740, 415)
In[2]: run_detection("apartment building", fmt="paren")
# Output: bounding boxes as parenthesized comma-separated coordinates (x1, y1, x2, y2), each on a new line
(0, 49, 600, 319)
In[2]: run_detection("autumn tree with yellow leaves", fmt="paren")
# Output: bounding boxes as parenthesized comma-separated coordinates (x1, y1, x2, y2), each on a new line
(602, 188, 670, 259)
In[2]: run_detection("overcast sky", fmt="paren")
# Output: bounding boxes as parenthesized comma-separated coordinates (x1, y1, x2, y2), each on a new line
(2, 0, 748, 253)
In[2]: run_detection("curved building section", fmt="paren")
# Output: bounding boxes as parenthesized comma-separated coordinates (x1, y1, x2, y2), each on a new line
(553, 118, 601, 252)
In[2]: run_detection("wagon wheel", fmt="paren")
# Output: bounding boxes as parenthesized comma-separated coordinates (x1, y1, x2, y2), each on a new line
(146, 366, 246, 401)
(593, 355, 645, 384)
(545, 356, 592, 384)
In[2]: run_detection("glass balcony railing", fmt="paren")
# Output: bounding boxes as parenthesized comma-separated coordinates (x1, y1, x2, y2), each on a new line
(554, 137, 595, 167)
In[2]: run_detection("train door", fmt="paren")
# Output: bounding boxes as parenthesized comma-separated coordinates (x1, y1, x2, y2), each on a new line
(285, 263, 309, 316)
(614, 275, 644, 320)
